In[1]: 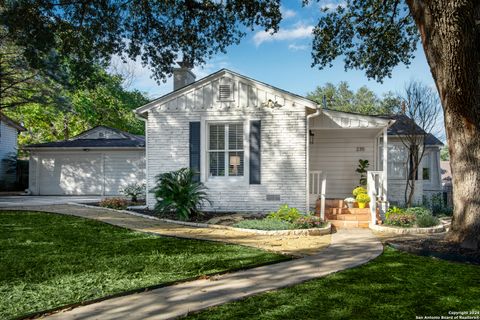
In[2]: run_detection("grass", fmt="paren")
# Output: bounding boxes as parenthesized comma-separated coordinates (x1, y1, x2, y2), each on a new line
(186, 247, 480, 320)
(0, 211, 288, 319)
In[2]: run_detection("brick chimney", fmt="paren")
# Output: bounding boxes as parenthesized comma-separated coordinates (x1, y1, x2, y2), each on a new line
(173, 60, 196, 91)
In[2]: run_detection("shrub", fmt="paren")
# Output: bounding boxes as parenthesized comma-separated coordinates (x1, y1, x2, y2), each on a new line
(385, 212, 416, 227)
(267, 204, 302, 223)
(385, 206, 404, 220)
(416, 214, 440, 228)
(99, 197, 128, 210)
(293, 215, 326, 229)
(352, 186, 367, 197)
(355, 193, 371, 204)
(233, 219, 294, 230)
(152, 168, 211, 221)
(120, 183, 146, 202)
(405, 206, 432, 218)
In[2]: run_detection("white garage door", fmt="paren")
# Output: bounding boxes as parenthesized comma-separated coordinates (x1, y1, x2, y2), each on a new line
(38, 153, 103, 195)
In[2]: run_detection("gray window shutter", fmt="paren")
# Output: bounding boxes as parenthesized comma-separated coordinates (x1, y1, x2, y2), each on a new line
(189, 122, 201, 182)
(249, 120, 261, 184)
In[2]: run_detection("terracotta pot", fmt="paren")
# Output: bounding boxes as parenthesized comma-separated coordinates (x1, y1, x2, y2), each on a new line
(358, 202, 367, 209)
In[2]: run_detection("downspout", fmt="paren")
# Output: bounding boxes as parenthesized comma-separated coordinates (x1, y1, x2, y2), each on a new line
(306, 105, 322, 213)
(135, 113, 149, 208)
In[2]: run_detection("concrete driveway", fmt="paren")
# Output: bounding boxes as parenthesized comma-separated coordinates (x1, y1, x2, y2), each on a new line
(0, 196, 102, 208)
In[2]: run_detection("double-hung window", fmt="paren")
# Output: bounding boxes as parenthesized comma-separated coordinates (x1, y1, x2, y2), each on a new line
(208, 123, 244, 177)
(380, 144, 408, 179)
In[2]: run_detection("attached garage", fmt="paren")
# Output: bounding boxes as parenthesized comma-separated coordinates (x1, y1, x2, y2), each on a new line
(26, 126, 145, 196)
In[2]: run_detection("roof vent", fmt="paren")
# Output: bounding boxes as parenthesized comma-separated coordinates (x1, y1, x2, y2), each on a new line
(219, 84, 233, 101)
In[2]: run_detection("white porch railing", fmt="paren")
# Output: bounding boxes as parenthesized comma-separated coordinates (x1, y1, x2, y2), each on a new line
(367, 171, 387, 225)
(309, 170, 327, 219)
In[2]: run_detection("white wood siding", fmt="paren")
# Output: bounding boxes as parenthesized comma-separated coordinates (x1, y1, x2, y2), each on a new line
(309, 129, 378, 199)
(145, 71, 311, 212)
(0, 120, 19, 186)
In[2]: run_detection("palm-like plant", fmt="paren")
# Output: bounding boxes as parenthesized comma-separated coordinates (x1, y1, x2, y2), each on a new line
(152, 168, 211, 221)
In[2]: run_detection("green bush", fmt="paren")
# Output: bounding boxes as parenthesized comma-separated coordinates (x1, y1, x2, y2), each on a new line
(416, 214, 440, 228)
(405, 206, 432, 217)
(267, 204, 302, 223)
(120, 183, 146, 202)
(385, 206, 404, 220)
(385, 212, 416, 227)
(233, 219, 294, 230)
(152, 168, 211, 221)
(352, 186, 367, 197)
(99, 197, 128, 210)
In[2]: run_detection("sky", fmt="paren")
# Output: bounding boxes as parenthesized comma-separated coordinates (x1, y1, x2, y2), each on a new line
(123, 0, 436, 101)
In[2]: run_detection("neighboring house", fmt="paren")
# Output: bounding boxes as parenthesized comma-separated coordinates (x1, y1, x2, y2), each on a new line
(0, 113, 26, 190)
(25, 126, 145, 195)
(440, 160, 453, 207)
(135, 67, 444, 220)
(381, 115, 444, 205)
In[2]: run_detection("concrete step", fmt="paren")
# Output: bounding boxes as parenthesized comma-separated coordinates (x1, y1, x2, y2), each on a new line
(328, 220, 370, 229)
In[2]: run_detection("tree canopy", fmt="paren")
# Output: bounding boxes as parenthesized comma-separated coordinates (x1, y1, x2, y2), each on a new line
(5, 68, 148, 147)
(0, 0, 281, 84)
(306, 82, 401, 115)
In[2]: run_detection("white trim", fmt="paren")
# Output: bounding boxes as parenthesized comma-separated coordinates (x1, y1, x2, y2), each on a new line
(135, 114, 149, 207)
(201, 115, 254, 187)
(306, 107, 322, 212)
(135, 69, 318, 115)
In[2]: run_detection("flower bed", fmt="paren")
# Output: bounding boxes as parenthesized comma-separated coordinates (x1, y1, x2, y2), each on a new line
(372, 206, 445, 234)
(231, 204, 331, 235)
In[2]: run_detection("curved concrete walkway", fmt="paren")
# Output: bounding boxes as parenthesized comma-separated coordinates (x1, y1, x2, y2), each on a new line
(44, 229, 383, 320)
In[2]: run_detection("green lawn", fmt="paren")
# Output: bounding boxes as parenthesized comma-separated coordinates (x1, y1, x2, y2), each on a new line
(0, 211, 288, 319)
(187, 247, 480, 320)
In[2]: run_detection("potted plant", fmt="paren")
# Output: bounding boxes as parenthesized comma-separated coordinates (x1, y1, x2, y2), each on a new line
(352, 186, 367, 197)
(344, 197, 355, 208)
(356, 193, 371, 209)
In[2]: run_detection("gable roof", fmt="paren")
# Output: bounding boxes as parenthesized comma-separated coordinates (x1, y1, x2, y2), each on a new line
(379, 114, 444, 146)
(25, 126, 144, 149)
(0, 113, 26, 132)
(135, 68, 319, 115)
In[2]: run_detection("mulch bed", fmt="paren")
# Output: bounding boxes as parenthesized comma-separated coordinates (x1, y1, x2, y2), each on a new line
(128, 208, 237, 223)
(386, 235, 480, 265)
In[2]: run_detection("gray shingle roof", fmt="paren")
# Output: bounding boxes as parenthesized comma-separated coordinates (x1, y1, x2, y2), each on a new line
(25, 126, 145, 149)
(380, 114, 444, 146)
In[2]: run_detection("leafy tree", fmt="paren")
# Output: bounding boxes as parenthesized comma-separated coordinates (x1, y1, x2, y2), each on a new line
(307, 81, 400, 114)
(440, 145, 450, 161)
(1, 1, 281, 84)
(5, 69, 147, 146)
(0, 27, 66, 110)
(308, 0, 480, 249)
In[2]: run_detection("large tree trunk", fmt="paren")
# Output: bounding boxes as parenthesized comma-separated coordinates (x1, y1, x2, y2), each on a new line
(407, 0, 480, 249)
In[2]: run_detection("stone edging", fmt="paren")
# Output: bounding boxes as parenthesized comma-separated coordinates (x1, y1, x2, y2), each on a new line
(67, 203, 331, 236)
(369, 222, 445, 234)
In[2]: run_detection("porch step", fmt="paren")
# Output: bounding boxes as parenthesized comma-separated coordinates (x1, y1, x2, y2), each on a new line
(328, 220, 370, 229)
(326, 213, 371, 221)
(325, 208, 371, 215)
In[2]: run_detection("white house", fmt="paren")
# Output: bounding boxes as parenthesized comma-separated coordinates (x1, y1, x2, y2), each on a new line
(135, 67, 444, 225)
(0, 113, 26, 190)
(25, 126, 145, 195)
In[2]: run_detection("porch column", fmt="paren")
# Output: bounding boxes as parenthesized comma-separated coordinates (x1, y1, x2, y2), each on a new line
(383, 126, 388, 201)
